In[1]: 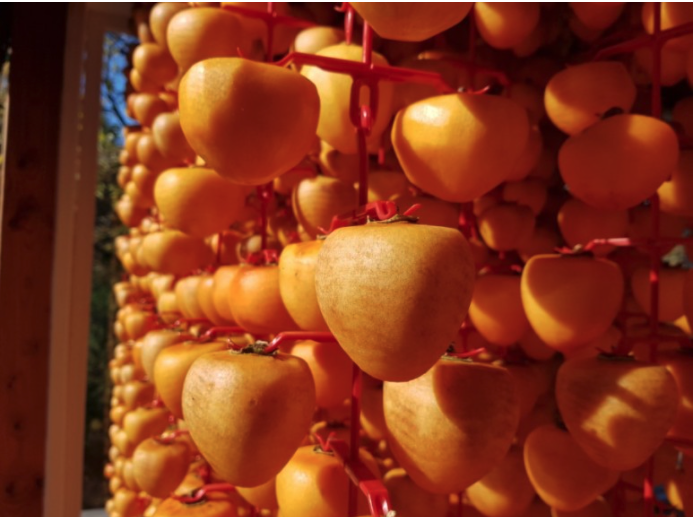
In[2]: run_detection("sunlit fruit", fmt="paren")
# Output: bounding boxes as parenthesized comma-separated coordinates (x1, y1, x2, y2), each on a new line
(351, 2, 473, 42)
(316, 221, 475, 381)
(292, 176, 356, 239)
(289, 340, 352, 409)
(392, 93, 529, 202)
(559, 114, 679, 210)
(132, 436, 191, 498)
(570, 3, 625, 30)
(474, 3, 540, 49)
(556, 356, 679, 470)
(557, 198, 629, 255)
(182, 347, 315, 486)
(544, 61, 636, 135)
(384, 358, 519, 493)
(521, 255, 623, 351)
(179, 58, 320, 185)
(469, 274, 529, 346)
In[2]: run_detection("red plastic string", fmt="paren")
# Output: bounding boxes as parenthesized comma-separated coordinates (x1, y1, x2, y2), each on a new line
(264, 331, 336, 354)
(195, 326, 249, 343)
(173, 483, 236, 504)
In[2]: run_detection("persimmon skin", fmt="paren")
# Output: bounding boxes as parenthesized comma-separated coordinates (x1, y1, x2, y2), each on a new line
(150, 2, 189, 47)
(181, 351, 316, 487)
(212, 265, 241, 323)
(642, 2, 692, 51)
(351, 3, 473, 42)
(656, 349, 693, 443)
(141, 329, 186, 381)
(133, 43, 178, 86)
(122, 407, 170, 446)
(152, 112, 196, 163)
(383, 468, 450, 517)
(155, 167, 248, 239)
(384, 359, 519, 493)
(544, 61, 636, 136)
(466, 446, 536, 517)
(524, 424, 620, 512)
(196, 275, 230, 326)
(132, 437, 191, 498)
(631, 266, 689, 323)
(291, 176, 356, 240)
(570, 3, 624, 30)
(167, 8, 252, 72)
(478, 204, 536, 252)
(469, 274, 530, 347)
(474, 3, 540, 49)
(175, 276, 207, 320)
(153, 492, 238, 517)
(153, 341, 228, 418)
(278, 241, 329, 331)
(392, 93, 529, 203)
(289, 340, 352, 409)
(141, 231, 214, 276)
(316, 222, 475, 382)
(521, 255, 624, 351)
(557, 198, 629, 256)
(179, 58, 320, 186)
(657, 151, 693, 217)
(236, 477, 278, 510)
(556, 357, 679, 471)
(276, 445, 380, 517)
(559, 114, 679, 211)
(229, 265, 299, 335)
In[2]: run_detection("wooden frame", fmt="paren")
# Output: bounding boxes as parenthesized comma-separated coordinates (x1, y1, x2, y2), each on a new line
(1, 4, 130, 517)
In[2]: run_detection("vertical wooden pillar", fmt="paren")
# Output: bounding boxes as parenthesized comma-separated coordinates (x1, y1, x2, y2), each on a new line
(0, 5, 68, 517)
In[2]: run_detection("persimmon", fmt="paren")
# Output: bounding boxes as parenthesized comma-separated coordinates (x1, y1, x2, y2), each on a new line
(167, 8, 252, 72)
(228, 265, 299, 335)
(392, 93, 529, 202)
(523, 424, 619, 512)
(124, 311, 157, 340)
(211, 265, 241, 324)
(236, 477, 278, 510)
(384, 358, 519, 493)
(116, 195, 148, 228)
(383, 468, 449, 517)
(469, 274, 530, 347)
(466, 446, 536, 517)
(137, 134, 180, 172)
(570, 3, 624, 30)
(142, 231, 214, 276)
(291, 176, 356, 239)
(360, 374, 387, 440)
(293, 26, 344, 55)
(521, 255, 623, 350)
(122, 407, 170, 446)
(563, 325, 621, 361)
(352, 2, 472, 41)
(474, 3, 540, 49)
(193, 275, 227, 325)
(289, 340, 352, 409)
(519, 329, 557, 361)
(560, 114, 679, 210)
(316, 221, 474, 382)
(366, 170, 410, 202)
(141, 330, 186, 380)
(478, 204, 536, 252)
(122, 460, 139, 491)
(152, 112, 195, 163)
(113, 488, 142, 517)
(150, 274, 176, 299)
(122, 381, 156, 411)
(315, 140, 360, 184)
(155, 167, 248, 238)
(132, 94, 170, 128)
(657, 151, 692, 217)
(276, 445, 379, 517)
(544, 62, 636, 136)
(502, 178, 547, 214)
(507, 127, 543, 182)
(631, 266, 689, 323)
(150, 3, 189, 47)
(656, 349, 693, 442)
(394, 194, 460, 229)
(642, 2, 692, 51)
(277, 241, 328, 331)
(633, 46, 687, 86)
(157, 292, 181, 324)
(181, 347, 315, 486)
(551, 498, 612, 517)
(133, 43, 179, 86)
(153, 492, 238, 517)
(179, 58, 320, 185)
(175, 276, 206, 320)
(517, 226, 562, 263)
(556, 357, 679, 470)
(132, 436, 190, 498)
(664, 455, 693, 516)
(153, 340, 228, 418)
(301, 44, 394, 154)
(557, 198, 629, 256)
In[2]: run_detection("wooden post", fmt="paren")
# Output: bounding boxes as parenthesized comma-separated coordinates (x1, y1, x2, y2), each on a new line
(0, 5, 68, 517)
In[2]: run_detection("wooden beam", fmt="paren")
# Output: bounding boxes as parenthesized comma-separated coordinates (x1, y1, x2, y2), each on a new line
(0, 5, 68, 517)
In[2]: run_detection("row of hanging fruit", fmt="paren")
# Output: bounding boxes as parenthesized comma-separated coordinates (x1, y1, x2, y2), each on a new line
(105, 3, 692, 517)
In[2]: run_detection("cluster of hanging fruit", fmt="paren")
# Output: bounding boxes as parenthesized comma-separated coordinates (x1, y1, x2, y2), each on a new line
(106, 2, 692, 517)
